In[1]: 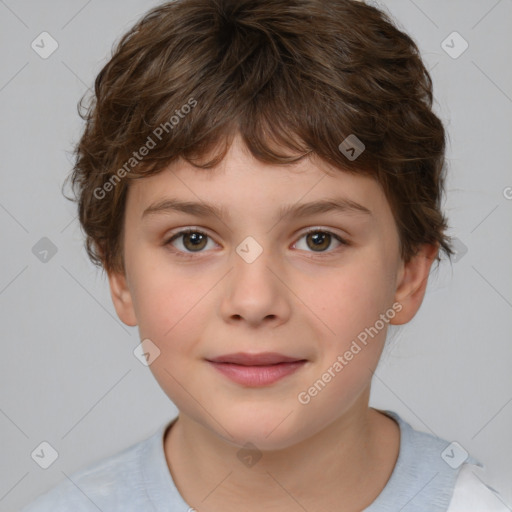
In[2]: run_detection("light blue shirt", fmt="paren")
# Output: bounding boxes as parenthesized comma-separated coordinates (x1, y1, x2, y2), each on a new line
(20, 410, 494, 511)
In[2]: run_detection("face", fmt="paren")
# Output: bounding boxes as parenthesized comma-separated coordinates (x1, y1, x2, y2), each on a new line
(108, 134, 436, 450)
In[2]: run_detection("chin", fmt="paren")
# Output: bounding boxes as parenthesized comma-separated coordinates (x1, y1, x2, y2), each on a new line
(208, 405, 309, 451)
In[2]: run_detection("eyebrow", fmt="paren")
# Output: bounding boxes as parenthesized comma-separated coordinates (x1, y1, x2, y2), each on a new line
(141, 196, 372, 221)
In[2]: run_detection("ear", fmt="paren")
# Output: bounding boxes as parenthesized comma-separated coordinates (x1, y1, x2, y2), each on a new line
(390, 243, 439, 325)
(107, 269, 138, 327)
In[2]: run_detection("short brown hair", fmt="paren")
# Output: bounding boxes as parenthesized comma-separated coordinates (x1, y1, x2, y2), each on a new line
(65, 0, 453, 275)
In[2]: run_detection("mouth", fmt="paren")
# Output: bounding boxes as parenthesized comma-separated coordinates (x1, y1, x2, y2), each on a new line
(206, 352, 308, 387)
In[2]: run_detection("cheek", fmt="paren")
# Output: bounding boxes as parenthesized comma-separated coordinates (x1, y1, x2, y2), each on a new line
(130, 263, 211, 398)
(315, 257, 395, 339)
(127, 250, 209, 348)
(295, 260, 395, 412)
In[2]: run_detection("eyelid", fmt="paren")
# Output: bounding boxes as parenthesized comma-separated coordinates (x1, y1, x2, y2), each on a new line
(164, 227, 217, 246)
(298, 226, 349, 242)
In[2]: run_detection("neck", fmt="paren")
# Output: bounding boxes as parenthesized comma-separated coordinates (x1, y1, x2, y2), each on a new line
(163, 393, 399, 512)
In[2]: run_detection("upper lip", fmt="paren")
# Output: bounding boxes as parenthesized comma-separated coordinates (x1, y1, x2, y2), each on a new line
(207, 352, 306, 366)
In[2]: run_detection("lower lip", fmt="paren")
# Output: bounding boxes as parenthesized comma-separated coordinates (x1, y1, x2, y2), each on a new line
(207, 361, 306, 387)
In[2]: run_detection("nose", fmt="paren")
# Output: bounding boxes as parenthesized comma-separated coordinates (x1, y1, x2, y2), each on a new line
(219, 243, 291, 328)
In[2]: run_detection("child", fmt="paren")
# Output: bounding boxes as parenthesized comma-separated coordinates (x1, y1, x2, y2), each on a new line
(22, 0, 508, 510)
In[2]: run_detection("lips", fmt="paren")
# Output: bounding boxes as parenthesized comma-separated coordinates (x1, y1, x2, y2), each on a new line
(206, 352, 308, 387)
(206, 352, 305, 366)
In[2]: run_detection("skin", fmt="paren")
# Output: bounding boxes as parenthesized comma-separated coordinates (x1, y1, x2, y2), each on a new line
(108, 133, 438, 512)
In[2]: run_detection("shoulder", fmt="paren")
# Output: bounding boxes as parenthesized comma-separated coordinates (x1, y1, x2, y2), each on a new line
(374, 409, 510, 511)
(446, 462, 511, 512)
(395, 415, 510, 511)
(20, 424, 166, 512)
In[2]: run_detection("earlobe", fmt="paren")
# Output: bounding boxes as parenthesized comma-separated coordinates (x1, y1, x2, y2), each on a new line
(107, 270, 138, 327)
(390, 243, 439, 325)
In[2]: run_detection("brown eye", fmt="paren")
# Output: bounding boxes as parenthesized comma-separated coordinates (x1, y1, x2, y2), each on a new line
(294, 229, 347, 254)
(182, 232, 208, 251)
(306, 231, 331, 251)
(166, 229, 213, 255)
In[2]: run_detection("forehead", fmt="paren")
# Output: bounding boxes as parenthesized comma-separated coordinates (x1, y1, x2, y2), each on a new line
(126, 137, 390, 222)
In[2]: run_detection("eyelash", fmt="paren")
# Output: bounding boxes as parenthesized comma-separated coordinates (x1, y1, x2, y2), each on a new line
(163, 227, 349, 259)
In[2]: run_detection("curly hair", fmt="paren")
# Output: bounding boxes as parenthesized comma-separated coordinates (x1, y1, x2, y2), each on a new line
(65, 0, 453, 274)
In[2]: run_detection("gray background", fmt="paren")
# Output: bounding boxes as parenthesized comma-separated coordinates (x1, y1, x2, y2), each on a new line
(0, 0, 511, 510)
